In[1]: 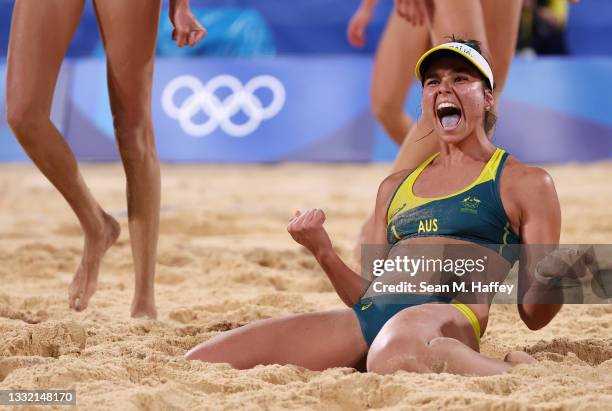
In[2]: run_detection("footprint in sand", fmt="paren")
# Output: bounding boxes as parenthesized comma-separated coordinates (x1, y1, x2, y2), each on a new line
(31, 321, 87, 358)
(526, 338, 612, 366)
(0, 306, 48, 324)
(0, 321, 87, 358)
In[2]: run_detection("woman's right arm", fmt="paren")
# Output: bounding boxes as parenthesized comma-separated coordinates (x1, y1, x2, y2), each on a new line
(287, 172, 405, 306)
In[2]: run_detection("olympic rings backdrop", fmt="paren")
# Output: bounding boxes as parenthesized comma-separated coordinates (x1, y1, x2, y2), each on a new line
(1, 0, 612, 163)
(1, 56, 611, 163)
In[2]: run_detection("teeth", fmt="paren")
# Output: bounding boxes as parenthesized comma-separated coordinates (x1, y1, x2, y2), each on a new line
(437, 102, 459, 110)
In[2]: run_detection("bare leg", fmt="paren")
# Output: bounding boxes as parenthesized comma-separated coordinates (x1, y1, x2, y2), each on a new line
(92, 0, 162, 318)
(366, 304, 534, 376)
(186, 309, 368, 371)
(481, 0, 522, 99)
(427, 0, 487, 45)
(6, 0, 120, 312)
(371, 9, 430, 144)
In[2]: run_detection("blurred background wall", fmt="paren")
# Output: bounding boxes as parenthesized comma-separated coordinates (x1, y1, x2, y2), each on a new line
(0, 0, 611, 163)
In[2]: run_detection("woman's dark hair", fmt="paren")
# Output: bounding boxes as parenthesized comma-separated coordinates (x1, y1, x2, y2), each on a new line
(449, 36, 485, 57)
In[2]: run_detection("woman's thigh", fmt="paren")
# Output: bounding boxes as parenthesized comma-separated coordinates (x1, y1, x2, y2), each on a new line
(427, 0, 487, 47)
(371, 303, 479, 353)
(367, 304, 518, 376)
(92, 0, 161, 113)
(481, 0, 522, 97)
(371, 9, 430, 109)
(186, 308, 369, 371)
(6, 0, 85, 114)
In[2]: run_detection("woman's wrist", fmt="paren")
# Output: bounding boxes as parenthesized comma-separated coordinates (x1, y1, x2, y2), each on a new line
(314, 246, 336, 264)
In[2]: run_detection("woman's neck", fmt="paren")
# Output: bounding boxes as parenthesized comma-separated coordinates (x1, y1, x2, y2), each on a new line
(437, 130, 496, 165)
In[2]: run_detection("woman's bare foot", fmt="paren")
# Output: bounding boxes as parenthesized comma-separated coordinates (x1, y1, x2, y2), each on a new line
(69, 212, 121, 312)
(504, 351, 537, 365)
(131, 296, 157, 319)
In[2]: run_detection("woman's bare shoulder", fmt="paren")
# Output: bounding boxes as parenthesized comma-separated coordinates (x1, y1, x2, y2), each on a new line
(502, 157, 558, 206)
(502, 157, 555, 191)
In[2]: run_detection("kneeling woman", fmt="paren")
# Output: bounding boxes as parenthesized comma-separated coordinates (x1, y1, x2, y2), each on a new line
(185, 40, 565, 376)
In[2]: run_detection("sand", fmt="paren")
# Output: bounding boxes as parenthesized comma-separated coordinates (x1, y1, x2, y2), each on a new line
(0, 162, 611, 410)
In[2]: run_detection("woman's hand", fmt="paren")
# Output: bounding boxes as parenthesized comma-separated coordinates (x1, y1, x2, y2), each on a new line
(289, 209, 366, 307)
(347, 7, 373, 48)
(395, 0, 428, 26)
(534, 248, 595, 286)
(169, 0, 207, 47)
(287, 209, 333, 258)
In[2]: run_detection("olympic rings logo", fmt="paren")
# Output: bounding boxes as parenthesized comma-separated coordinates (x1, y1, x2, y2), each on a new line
(161, 74, 286, 138)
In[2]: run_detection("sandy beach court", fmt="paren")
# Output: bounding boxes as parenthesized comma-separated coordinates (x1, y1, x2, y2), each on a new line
(1, 162, 611, 410)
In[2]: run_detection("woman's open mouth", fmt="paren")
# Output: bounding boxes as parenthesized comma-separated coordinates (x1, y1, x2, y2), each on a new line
(436, 102, 462, 130)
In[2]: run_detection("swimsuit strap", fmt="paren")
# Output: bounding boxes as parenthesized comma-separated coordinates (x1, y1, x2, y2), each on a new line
(451, 301, 481, 346)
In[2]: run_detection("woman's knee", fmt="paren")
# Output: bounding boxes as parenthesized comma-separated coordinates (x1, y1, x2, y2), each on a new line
(366, 332, 429, 374)
(112, 109, 151, 136)
(112, 114, 157, 161)
(365, 332, 465, 374)
(370, 88, 404, 125)
(371, 101, 403, 127)
(6, 99, 46, 141)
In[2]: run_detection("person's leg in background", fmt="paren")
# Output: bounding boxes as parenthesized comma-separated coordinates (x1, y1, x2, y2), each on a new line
(6, 0, 121, 312)
(481, 0, 523, 101)
(93, 0, 162, 318)
(371, 9, 430, 145)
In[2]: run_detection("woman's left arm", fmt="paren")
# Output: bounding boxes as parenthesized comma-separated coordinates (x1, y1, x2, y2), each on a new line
(169, 0, 207, 47)
(513, 166, 563, 329)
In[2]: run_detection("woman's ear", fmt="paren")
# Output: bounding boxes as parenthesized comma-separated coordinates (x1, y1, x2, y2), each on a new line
(484, 88, 494, 112)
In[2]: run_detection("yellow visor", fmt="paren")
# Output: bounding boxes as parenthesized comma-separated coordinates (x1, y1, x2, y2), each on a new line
(415, 42, 495, 89)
